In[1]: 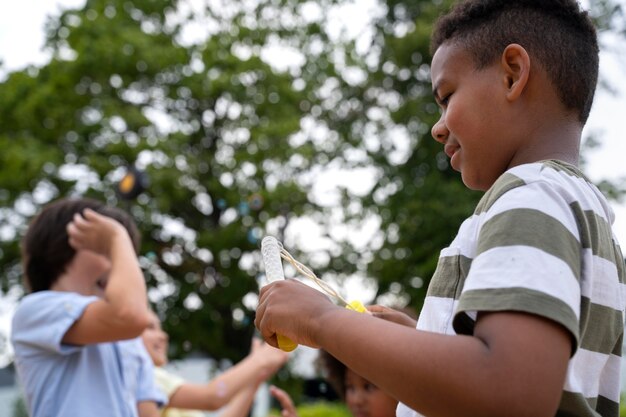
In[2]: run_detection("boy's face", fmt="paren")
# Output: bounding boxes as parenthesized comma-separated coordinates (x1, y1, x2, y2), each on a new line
(60, 249, 112, 298)
(430, 42, 520, 191)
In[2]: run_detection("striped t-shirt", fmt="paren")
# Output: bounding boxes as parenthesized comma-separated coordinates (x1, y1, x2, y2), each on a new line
(397, 160, 626, 417)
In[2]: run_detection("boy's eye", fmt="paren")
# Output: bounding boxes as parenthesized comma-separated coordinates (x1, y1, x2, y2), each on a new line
(440, 93, 451, 105)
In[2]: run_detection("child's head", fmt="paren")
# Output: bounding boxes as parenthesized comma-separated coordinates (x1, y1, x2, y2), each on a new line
(141, 310, 169, 367)
(429, 0, 599, 191)
(318, 351, 397, 417)
(21, 197, 140, 293)
(431, 0, 598, 125)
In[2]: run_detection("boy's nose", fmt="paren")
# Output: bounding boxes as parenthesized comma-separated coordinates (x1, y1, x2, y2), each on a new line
(431, 116, 449, 144)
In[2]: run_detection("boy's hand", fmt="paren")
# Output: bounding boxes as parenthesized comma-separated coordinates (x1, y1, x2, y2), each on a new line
(66, 208, 129, 257)
(269, 385, 298, 417)
(367, 305, 417, 328)
(255, 280, 339, 349)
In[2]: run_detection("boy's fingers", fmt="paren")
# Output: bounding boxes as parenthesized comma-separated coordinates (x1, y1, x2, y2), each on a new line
(366, 304, 387, 313)
(255, 289, 281, 349)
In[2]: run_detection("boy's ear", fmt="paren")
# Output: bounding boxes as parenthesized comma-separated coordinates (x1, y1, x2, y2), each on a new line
(500, 43, 530, 102)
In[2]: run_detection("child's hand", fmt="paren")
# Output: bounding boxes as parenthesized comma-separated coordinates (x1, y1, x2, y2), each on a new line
(66, 208, 129, 256)
(367, 305, 417, 328)
(255, 280, 339, 349)
(249, 338, 289, 378)
(268, 385, 298, 417)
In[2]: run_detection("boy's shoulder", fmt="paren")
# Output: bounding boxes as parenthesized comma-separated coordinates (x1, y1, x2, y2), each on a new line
(475, 160, 604, 215)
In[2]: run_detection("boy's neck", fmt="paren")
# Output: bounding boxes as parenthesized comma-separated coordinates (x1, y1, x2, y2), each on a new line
(50, 276, 82, 294)
(509, 106, 582, 170)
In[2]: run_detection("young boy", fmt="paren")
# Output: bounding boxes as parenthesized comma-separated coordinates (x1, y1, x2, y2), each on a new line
(255, 1, 626, 417)
(11, 198, 165, 417)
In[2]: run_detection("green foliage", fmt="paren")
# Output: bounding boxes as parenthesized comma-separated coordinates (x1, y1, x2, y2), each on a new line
(12, 395, 28, 417)
(328, 0, 481, 312)
(271, 401, 351, 417)
(0, 0, 333, 361)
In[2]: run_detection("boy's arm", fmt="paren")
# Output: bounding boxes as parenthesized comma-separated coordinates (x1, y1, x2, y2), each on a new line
(62, 209, 150, 345)
(167, 340, 288, 410)
(256, 280, 571, 417)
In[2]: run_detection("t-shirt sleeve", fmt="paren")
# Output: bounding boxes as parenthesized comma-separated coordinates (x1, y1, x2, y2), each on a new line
(154, 367, 186, 400)
(454, 180, 582, 349)
(135, 341, 168, 406)
(11, 291, 98, 357)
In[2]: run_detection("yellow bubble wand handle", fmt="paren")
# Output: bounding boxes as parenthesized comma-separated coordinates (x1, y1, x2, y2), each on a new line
(346, 300, 368, 313)
(261, 236, 298, 352)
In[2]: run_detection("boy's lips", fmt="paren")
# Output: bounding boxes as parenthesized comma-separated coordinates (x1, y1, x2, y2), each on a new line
(444, 143, 459, 159)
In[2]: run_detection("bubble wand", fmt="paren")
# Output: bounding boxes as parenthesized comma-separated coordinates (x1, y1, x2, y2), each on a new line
(261, 236, 367, 352)
(260, 236, 298, 351)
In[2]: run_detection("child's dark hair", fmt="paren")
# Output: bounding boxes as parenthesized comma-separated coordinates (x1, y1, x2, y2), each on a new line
(317, 308, 417, 399)
(317, 350, 348, 400)
(21, 197, 141, 293)
(431, 0, 599, 124)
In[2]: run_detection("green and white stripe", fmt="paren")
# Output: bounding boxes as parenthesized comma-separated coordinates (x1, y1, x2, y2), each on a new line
(397, 160, 626, 417)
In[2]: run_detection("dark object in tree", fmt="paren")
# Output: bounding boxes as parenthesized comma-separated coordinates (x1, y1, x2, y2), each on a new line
(117, 166, 148, 201)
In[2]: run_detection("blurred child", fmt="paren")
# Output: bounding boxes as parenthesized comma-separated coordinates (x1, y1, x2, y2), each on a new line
(141, 309, 288, 417)
(269, 350, 398, 417)
(11, 198, 165, 417)
(268, 306, 417, 417)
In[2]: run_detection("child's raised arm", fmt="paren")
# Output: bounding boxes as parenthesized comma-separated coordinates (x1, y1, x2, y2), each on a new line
(166, 339, 288, 411)
(62, 208, 150, 344)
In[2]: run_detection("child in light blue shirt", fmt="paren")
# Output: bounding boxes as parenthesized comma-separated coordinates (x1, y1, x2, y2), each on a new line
(11, 198, 165, 417)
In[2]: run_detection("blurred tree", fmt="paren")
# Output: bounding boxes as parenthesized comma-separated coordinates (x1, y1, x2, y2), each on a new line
(0, 0, 339, 361)
(0, 0, 624, 373)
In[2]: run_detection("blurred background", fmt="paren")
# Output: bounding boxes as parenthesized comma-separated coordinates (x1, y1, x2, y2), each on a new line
(1, 0, 626, 416)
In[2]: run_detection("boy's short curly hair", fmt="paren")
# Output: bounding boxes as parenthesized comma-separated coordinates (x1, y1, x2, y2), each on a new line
(21, 197, 141, 293)
(431, 0, 599, 124)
